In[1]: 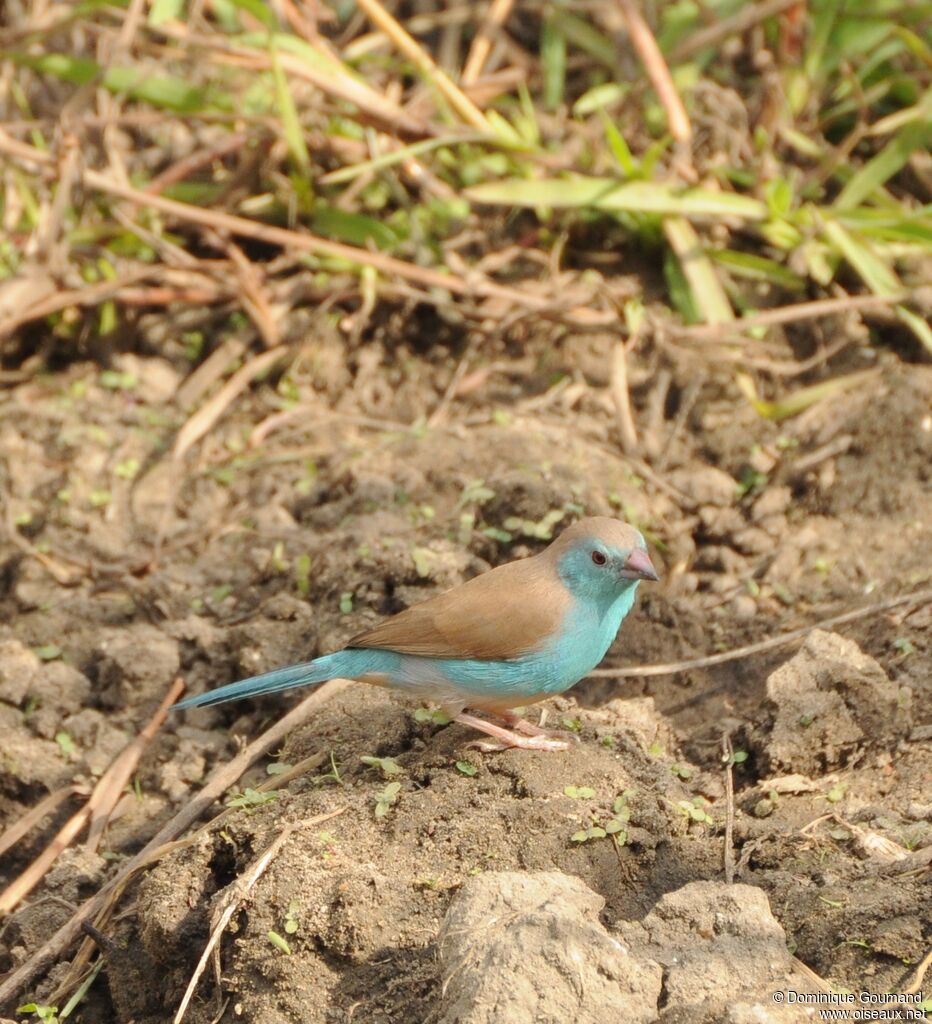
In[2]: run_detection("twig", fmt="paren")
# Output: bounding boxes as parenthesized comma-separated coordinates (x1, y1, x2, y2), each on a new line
(172, 347, 288, 460)
(0, 679, 184, 914)
(590, 587, 932, 677)
(0, 131, 564, 316)
(174, 335, 250, 410)
(675, 292, 907, 341)
(670, 0, 801, 62)
(144, 132, 251, 196)
(223, 240, 281, 350)
(903, 947, 932, 995)
(428, 342, 475, 428)
(610, 338, 639, 454)
(722, 734, 736, 884)
(173, 808, 345, 1024)
(154, 25, 431, 139)
(354, 0, 491, 131)
(0, 679, 354, 1012)
(0, 786, 90, 862)
(85, 677, 186, 852)
(614, 0, 691, 144)
(461, 0, 516, 85)
(0, 271, 152, 342)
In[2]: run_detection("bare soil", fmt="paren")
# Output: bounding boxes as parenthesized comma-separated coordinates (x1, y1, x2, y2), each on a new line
(0, 334, 929, 1022)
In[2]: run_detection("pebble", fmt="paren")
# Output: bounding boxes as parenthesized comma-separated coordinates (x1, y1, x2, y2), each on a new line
(731, 526, 773, 555)
(698, 505, 745, 537)
(669, 465, 737, 507)
(752, 487, 792, 521)
(730, 595, 758, 620)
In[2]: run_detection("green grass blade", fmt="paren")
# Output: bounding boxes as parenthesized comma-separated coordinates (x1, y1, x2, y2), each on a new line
(548, 9, 618, 68)
(270, 41, 311, 176)
(9, 52, 100, 85)
(736, 369, 878, 421)
(311, 205, 399, 249)
(541, 16, 566, 111)
(225, 0, 278, 30)
(103, 67, 212, 111)
(835, 121, 932, 210)
(895, 306, 932, 356)
(708, 248, 806, 291)
(664, 217, 734, 325)
(466, 178, 766, 220)
(148, 0, 185, 25)
(821, 219, 900, 295)
(599, 112, 637, 178)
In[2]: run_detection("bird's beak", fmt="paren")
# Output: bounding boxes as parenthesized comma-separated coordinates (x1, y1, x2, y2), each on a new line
(619, 549, 659, 582)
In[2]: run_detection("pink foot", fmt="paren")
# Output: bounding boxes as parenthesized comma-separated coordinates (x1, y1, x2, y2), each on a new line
(499, 712, 581, 742)
(455, 712, 571, 752)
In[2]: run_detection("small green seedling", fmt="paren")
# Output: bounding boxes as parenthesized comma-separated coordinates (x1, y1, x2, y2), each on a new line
(411, 547, 435, 578)
(571, 821, 607, 843)
(34, 644, 63, 661)
(114, 457, 140, 480)
(55, 731, 75, 761)
(360, 755, 405, 778)
(571, 791, 633, 845)
(295, 553, 311, 596)
(455, 760, 477, 776)
(16, 1006, 59, 1023)
(822, 782, 847, 804)
(560, 717, 582, 733)
(284, 901, 301, 934)
(727, 750, 748, 766)
(226, 788, 278, 812)
(670, 763, 693, 779)
(676, 797, 714, 825)
(267, 930, 292, 955)
(372, 782, 401, 815)
(414, 707, 452, 726)
(374, 781, 402, 818)
(266, 762, 293, 776)
(315, 752, 343, 786)
(563, 785, 595, 799)
(605, 792, 633, 846)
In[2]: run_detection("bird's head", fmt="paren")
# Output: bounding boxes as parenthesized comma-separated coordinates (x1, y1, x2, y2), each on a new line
(550, 517, 659, 605)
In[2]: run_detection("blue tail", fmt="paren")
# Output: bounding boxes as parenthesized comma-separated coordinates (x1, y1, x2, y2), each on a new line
(173, 651, 367, 710)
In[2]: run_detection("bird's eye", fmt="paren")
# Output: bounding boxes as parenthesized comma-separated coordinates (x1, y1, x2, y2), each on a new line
(591, 550, 607, 566)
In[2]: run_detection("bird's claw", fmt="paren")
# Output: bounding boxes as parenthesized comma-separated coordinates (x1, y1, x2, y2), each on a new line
(455, 711, 571, 752)
(510, 719, 581, 743)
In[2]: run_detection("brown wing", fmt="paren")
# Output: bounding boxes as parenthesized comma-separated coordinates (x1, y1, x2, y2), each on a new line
(346, 555, 571, 660)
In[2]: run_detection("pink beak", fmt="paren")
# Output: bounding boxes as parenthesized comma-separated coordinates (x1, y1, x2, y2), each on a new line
(619, 548, 659, 582)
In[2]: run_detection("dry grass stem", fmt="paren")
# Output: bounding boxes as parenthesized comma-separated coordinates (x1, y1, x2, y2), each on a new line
(610, 339, 639, 454)
(614, 0, 692, 144)
(591, 588, 932, 677)
(0, 679, 353, 1009)
(0, 678, 184, 914)
(0, 786, 90, 862)
(461, 0, 516, 85)
(173, 808, 346, 1024)
(354, 0, 491, 131)
(172, 346, 289, 460)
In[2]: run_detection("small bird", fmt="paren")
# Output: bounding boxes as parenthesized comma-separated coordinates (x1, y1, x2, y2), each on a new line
(175, 517, 658, 750)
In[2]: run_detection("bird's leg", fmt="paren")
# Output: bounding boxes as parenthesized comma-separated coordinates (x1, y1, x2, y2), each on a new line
(489, 710, 581, 742)
(454, 711, 571, 752)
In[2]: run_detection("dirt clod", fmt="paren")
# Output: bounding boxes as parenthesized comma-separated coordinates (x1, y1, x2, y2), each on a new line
(438, 871, 663, 1024)
(761, 630, 908, 774)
